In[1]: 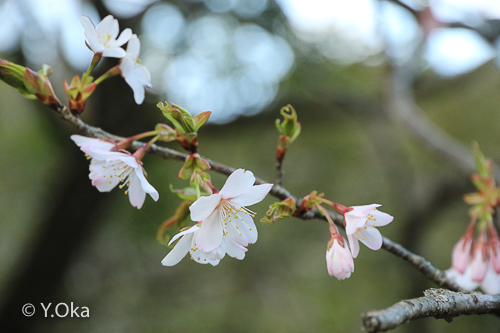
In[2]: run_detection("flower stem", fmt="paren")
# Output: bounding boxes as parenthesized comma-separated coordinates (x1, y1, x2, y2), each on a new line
(82, 53, 102, 84)
(94, 65, 120, 85)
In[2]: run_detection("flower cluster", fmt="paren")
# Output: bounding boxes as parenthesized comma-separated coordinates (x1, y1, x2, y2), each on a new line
(162, 169, 273, 266)
(79, 15, 151, 105)
(71, 135, 158, 209)
(446, 222, 500, 294)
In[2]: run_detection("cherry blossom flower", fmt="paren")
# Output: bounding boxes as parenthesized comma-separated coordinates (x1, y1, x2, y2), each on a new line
(326, 235, 354, 280)
(341, 204, 393, 258)
(119, 34, 151, 104)
(80, 15, 132, 58)
(71, 135, 158, 209)
(189, 169, 273, 253)
(161, 224, 248, 266)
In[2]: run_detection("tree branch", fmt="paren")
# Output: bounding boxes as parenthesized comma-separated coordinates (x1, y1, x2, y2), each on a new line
(52, 104, 463, 292)
(362, 288, 500, 333)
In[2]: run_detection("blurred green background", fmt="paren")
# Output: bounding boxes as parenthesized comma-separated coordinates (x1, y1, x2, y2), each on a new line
(0, 0, 499, 332)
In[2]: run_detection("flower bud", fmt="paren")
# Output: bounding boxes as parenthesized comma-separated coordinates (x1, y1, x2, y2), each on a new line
(326, 234, 354, 280)
(0, 59, 31, 95)
(260, 197, 296, 224)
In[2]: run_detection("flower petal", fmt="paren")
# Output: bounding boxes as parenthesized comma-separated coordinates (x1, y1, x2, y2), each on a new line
(161, 231, 193, 266)
(370, 209, 394, 227)
(190, 193, 221, 221)
(127, 172, 147, 209)
(71, 135, 115, 151)
(227, 211, 258, 245)
(134, 167, 159, 201)
(481, 266, 500, 295)
(102, 47, 127, 58)
(80, 15, 96, 35)
(219, 169, 256, 199)
(126, 34, 141, 58)
(115, 28, 133, 47)
(358, 226, 383, 250)
(125, 75, 146, 104)
(231, 183, 273, 207)
(195, 209, 223, 252)
(96, 15, 117, 38)
(225, 239, 247, 260)
(347, 234, 360, 258)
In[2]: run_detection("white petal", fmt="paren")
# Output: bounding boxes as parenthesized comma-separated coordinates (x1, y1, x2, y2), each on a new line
(126, 35, 141, 58)
(125, 76, 145, 104)
(127, 172, 146, 209)
(168, 225, 199, 245)
(349, 204, 381, 217)
(370, 209, 394, 227)
(358, 227, 383, 250)
(120, 57, 134, 77)
(92, 172, 121, 192)
(85, 146, 123, 161)
(116, 155, 140, 168)
(80, 15, 96, 35)
(71, 135, 115, 151)
(195, 210, 223, 252)
(227, 210, 258, 245)
(345, 215, 367, 235)
(96, 15, 117, 38)
(225, 239, 247, 260)
(190, 194, 221, 221)
(231, 183, 272, 207)
(481, 266, 500, 294)
(115, 28, 133, 46)
(102, 47, 127, 58)
(161, 232, 193, 266)
(219, 169, 256, 199)
(134, 167, 159, 201)
(446, 267, 478, 291)
(347, 234, 360, 258)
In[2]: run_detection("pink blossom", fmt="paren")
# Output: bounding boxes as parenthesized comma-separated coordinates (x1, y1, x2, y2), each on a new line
(471, 232, 489, 283)
(446, 266, 478, 291)
(326, 235, 354, 280)
(481, 265, 500, 295)
(343, 204, 393, 258)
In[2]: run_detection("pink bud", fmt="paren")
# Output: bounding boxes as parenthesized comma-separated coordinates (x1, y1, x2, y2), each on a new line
(470, 233, 489, 283)
(451, 236, 472, 274)
(326, 235, 354, 280)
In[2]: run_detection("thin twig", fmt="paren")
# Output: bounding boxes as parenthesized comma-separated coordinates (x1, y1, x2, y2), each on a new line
(362, 288, 500, 333)
(275, 156, 284, 187)
(54, 104, 462, 292)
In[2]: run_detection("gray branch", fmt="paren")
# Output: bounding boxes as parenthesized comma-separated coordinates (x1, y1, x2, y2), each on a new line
(362, 288, 500, 332)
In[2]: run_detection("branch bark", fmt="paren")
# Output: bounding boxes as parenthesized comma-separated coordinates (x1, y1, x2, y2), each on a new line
(362, 288, 500, 333)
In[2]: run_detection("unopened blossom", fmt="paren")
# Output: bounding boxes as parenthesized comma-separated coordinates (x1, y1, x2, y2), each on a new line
(337, 204, 393, 258)
(481, 265, 500, 295)
(161, 224, 248, 266)
(470, 234, 489, 283)
(451, 235, 473, 274)
(488, 227, 500, 274)
(189, 169, 273, 252)
(446, 266, 479, 291)
(119, 34, 151, 104)
(71, 135, 158, 209)
(80, 15, 132, 58)
(326, 235, 354, 280)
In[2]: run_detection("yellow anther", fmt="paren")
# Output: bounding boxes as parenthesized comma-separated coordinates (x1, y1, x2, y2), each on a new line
(239, 233, 242, 236)
(197, 257, 200, 260)
(102, 165, 106, 168)
(108, 181, 112, 184)
(124, 190, 128, 195)
(364, 226, 367, 229)
(362, 237, 366, 240)
(249, 228, 252, 230)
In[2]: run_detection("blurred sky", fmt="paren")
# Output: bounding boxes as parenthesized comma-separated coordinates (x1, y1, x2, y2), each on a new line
(0, 0, 500, 122)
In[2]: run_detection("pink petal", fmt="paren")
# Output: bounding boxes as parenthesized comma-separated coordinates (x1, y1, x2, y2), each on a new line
(219, 169, 256, 199)
(195, 210, 223, 252)
(481, 266, 500, 295)
(190, 193, 221, 221)
(231, 183, 273, 207)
